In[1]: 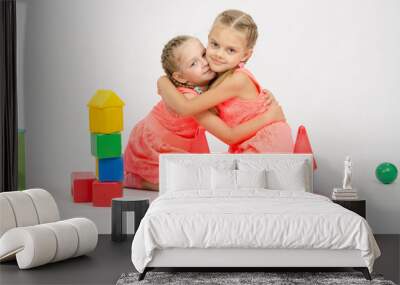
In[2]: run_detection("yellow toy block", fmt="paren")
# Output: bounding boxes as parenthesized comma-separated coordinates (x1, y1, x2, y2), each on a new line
(87, 90, 125, 134)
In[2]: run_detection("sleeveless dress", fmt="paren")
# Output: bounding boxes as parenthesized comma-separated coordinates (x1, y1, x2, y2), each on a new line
(217, 65, 294, 153)
(124, 87, 210, 189)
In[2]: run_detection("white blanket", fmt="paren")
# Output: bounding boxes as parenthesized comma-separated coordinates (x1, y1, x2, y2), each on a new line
(131, 190, 380, 273)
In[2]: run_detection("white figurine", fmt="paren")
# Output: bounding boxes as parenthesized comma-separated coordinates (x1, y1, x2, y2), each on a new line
(342, 156, 352, 190)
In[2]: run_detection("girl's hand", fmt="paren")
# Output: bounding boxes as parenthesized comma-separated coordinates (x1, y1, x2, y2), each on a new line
(263, 103, 286, 124)
(262, 88, 277, 107)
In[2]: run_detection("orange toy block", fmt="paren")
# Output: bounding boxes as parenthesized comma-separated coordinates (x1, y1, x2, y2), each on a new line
(92, 180, 123, 207)
(293, 125, 317, 170)
(71, 171, 96, 202)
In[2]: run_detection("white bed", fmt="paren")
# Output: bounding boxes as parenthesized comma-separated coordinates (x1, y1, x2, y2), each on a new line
(131, 154, 380, 280)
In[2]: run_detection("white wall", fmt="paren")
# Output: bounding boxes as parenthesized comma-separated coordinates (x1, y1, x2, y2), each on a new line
(19, 0, 400, 233)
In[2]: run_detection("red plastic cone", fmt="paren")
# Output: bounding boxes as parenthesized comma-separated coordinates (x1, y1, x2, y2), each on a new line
(293, 125, 317, 170)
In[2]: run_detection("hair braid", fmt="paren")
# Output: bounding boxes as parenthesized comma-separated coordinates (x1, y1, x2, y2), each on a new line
(161, 35, 195, 88)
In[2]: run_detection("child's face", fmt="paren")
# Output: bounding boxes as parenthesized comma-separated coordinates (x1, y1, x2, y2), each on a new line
(206, 24, 252, 73)
(173, 38, 216, 87)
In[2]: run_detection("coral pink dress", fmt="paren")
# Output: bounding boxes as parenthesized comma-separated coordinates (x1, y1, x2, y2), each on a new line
(124, 87, 210, 188)
(218, 65, 294, 153)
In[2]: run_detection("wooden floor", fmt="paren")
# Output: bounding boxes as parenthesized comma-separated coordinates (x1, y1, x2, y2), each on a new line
(0, 235, 398, 285)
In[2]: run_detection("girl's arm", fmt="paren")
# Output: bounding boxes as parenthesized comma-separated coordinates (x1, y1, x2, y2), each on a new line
(157, 72, 249, 116)
(194, 103, 285, 145)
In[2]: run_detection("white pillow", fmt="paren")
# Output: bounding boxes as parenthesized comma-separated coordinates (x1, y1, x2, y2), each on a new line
(211, 168, 268, 190)
(266, 162, 307, 191)
(238, 159, 308, 191)
(236, 169, 267, 189)
(167, 162, 211, 191)
(211, 168, 237, 190)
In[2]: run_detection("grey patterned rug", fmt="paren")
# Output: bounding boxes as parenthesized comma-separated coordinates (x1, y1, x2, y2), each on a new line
(116, 271, 396, 285)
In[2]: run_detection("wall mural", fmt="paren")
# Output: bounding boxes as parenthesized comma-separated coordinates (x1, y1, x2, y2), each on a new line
(122, 10, 314, 191)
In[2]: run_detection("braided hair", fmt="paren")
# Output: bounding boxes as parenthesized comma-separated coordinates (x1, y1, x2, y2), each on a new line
(161, 35, 195, 88)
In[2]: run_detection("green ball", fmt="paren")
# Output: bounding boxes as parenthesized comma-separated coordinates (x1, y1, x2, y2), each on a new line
(375, 162, 398, 184)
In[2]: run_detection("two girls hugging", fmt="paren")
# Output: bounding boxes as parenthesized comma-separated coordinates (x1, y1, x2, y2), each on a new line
(124, 9, 294, 191)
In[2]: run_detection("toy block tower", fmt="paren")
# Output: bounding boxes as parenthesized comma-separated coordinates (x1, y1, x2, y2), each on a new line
(87, 90, 125, 206)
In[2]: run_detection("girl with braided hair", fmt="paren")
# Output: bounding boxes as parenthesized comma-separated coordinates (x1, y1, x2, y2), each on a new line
(124, 35, 285, 191)
(158, 10, 294, 154)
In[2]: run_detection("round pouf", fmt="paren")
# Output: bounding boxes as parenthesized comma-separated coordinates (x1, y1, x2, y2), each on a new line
(375, 162, 398, 184)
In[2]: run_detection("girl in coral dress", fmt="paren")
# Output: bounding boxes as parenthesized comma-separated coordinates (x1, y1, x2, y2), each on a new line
(158, 10, 294, 154)
(124, 35, 285, 191)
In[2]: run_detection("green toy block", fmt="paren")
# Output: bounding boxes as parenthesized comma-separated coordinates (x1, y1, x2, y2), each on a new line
(91, 132, 122, 159)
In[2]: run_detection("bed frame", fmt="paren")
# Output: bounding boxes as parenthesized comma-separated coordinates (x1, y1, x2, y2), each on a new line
(139, 154, 371, 281)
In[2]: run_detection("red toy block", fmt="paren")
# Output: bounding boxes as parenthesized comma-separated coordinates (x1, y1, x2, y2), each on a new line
(293, 125, 317, 170)
(92, 180, 123, 207)
(71, 172, 96, 202)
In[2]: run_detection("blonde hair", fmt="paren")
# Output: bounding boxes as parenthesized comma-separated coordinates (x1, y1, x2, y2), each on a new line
(210, 10, 258, 88)
(161, 35, 193, 88)
(213, 9, 258, 49)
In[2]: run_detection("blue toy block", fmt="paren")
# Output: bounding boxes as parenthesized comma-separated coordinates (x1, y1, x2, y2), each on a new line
(98, 157, 123, 182)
